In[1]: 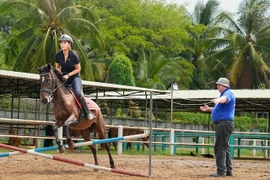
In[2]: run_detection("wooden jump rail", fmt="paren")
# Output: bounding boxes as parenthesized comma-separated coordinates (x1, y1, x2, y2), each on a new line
(0, 143, 148, 177)
(0, 117, 54, 125)
(0, 134, 83, 140)
(2, 118, 270, 159)
(0, 133, 149, 157)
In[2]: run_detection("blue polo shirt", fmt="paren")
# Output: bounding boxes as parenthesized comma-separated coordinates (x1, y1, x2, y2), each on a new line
(212, 88, 235, 123)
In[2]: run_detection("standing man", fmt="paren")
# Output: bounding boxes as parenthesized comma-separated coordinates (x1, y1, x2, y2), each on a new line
(200, 77, 235, 177)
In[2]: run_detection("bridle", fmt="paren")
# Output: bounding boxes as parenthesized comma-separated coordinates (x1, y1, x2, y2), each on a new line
(39, 71, 66, 104)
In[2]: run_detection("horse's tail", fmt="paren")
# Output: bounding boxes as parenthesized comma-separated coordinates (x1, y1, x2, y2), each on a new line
(108, 128, 112, 138)
(107, 128, 117, 150)
(107, 128, 112, 148)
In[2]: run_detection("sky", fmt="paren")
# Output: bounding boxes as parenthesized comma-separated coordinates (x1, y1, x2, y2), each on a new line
(166, 0, 243, 14)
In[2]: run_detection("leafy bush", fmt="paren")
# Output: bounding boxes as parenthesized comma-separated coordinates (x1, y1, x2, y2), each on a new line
(173, 112, 268, 132)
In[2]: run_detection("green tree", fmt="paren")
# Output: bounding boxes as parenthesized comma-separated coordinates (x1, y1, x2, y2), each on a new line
(89, 0, 197, 89)
(107, 54, 135, 86)
(0, 11, 16, 70)
(135, 51, 170, 89)
(190, 0, 222, 89)
(193, 0, 221, 27)
(91, 0, 191, 60)
(201, 0, 270, 88)
(0, 0, 104, 80)
(135, 51, 195, 90)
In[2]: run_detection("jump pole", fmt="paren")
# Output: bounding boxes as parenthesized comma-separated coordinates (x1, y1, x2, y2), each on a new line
(0, 143, 148, 177)
(0, 133, 149, 157)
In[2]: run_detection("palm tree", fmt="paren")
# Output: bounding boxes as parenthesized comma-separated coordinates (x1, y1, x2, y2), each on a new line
(201, 0, 270, 88)
(190, 0, 222, 89)
(135, 51, 195, 90)
(0, 0, 104, 80)
(193, 0, 221, 26)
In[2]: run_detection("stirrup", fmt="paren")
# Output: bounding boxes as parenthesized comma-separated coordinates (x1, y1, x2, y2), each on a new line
(86, 113, 95, 121)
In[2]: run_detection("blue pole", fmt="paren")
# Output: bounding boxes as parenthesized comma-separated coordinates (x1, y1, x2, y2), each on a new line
(0, 134, 148, 157)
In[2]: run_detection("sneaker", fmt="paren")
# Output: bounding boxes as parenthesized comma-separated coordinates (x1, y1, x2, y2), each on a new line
(209, 172, 226, 177)
(226, 171, 233, 176)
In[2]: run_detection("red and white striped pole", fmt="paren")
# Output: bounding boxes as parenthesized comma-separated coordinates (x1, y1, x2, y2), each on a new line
(0, 143, 148, 177)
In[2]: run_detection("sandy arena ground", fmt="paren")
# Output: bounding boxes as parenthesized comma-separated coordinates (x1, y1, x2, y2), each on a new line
(0, 152, 270, 180)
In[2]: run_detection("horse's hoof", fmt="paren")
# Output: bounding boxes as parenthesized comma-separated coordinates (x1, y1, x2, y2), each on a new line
(111, 165, 116, 169)
(58, 148, 65, 153)
(68, 143, 75, 150)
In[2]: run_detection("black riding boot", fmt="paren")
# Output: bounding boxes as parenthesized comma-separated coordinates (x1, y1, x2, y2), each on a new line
(79, 97, 95, 121)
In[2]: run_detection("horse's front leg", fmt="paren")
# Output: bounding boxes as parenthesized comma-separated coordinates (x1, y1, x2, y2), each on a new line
(53, 124, 65, 153)
(63, 115, 77, 150)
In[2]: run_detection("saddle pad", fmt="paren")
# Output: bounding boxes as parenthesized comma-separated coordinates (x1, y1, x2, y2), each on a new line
(66, 87, 99, 110)
(85, 97, 100, 110)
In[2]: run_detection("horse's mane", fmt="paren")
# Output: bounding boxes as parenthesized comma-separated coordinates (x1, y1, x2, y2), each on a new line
(52, 67, 65, 83)
(39, 63, 64, 83)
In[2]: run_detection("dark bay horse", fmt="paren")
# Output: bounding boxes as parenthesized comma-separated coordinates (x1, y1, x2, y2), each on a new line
(37, 63, 115, 168)
(108, 127, 149, 150)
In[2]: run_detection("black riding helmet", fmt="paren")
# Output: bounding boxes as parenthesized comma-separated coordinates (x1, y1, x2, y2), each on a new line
(59, 34, 73, 45)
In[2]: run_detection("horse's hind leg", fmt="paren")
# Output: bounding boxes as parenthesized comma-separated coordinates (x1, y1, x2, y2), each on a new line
(113, 142, 117, 150)
(80, 129, 99, 171)
(103, 142, 115, 168)
(88, 145, 98, 168)
(96, 127, 115, 168)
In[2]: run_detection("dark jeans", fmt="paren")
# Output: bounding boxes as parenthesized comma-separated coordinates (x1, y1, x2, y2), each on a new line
(214, 121, 234, 174)
(65, 76, 82, 98)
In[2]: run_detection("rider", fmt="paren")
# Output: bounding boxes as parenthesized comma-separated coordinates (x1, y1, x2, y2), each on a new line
(55, 34, 95, 121)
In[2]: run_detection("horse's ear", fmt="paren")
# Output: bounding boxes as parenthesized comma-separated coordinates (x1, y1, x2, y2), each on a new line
(36, 67, 41, 73)
(47, 63, 52, 70)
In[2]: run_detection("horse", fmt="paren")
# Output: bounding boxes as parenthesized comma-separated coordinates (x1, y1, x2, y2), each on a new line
(108, 127, 149, 150)
(43, 124, 54, 147)
(8, 129, 21, 147)
(36, 63, 115, 168)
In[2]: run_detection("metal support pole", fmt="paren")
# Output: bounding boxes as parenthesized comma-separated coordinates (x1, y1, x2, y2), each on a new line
(170, 86, 173, 128)
(149, 92, 153, 177)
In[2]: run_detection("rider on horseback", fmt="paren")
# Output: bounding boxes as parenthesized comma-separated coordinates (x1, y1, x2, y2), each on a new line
(55, 34, 95, 121)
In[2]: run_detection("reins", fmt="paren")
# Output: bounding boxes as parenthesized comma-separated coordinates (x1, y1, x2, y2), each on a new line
(40, 71, 67, 101)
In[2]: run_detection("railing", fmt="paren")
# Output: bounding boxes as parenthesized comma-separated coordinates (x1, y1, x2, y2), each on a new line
(111, 126, 270, 159)
(1, 118, 270, 159)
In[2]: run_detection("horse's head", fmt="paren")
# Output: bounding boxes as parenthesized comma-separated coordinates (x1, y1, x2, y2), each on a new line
(36, 63, 62, 105)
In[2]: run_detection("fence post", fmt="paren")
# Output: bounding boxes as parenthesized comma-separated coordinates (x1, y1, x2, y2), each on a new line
(195, 137, 199, 154)
(169, 128, 174, 156)
(237, 138, 242, 158)
(229, 134, 234, 159)
(173, 132, 177, 155)
(253, 139, 256, 156)
(162, 136, 166, 152)
(154, 134, 157, 151)
(201, 137, 205, 154)
(117, 125, 123, 155)
(264, 139, 268, 158)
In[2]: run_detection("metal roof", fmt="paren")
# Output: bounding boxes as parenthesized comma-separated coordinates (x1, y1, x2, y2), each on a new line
(0, 69, 166, 95)
(1, 69, 270, 112)
(87, 89, 270, 112)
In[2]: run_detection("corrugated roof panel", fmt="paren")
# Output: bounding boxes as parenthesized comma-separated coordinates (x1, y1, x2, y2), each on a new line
(1, 69, 270, 99)
(0, 70, 39, 80)
(82, 80, 167, 93)
(0, 69, 166, 94)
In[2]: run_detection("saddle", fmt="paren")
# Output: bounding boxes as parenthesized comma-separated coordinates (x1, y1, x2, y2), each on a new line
(66, 86, 100, 111)
(66, 87, 100, 127)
